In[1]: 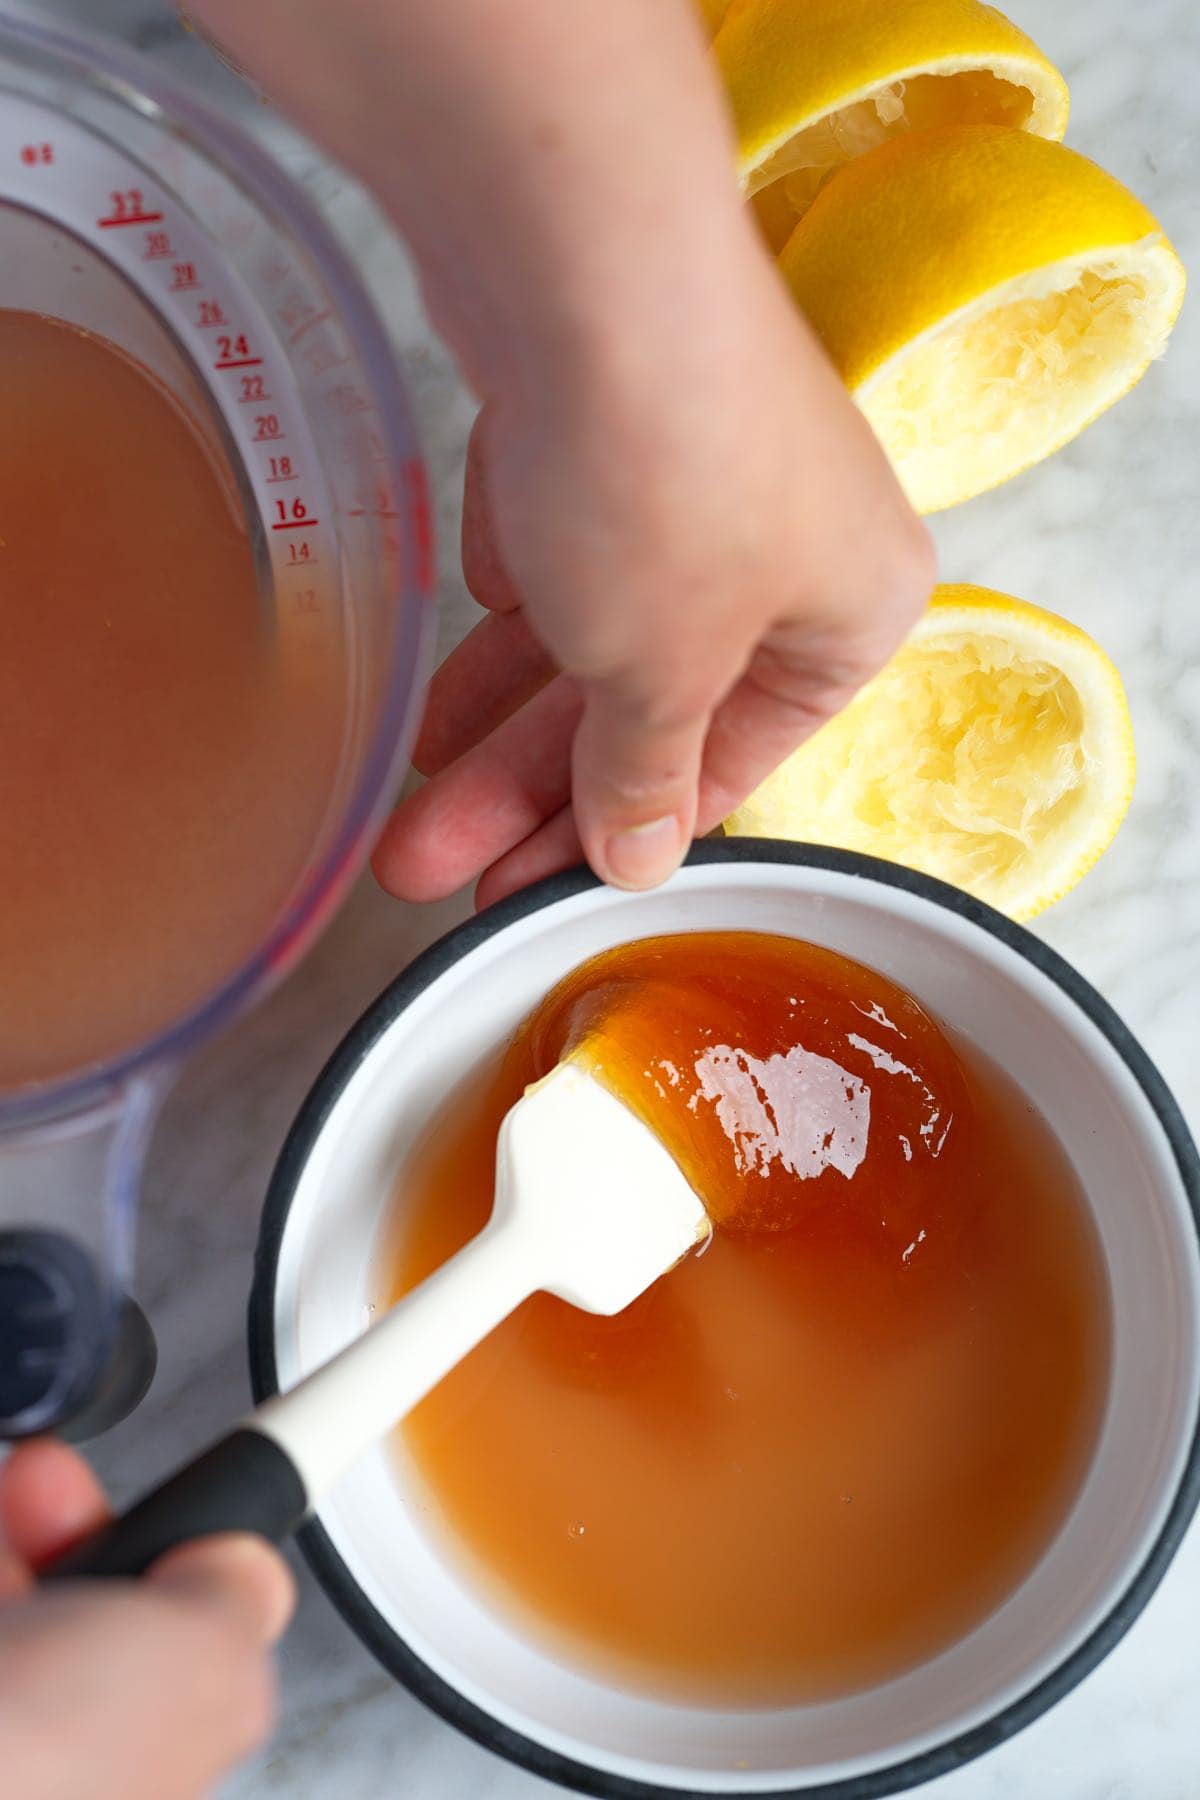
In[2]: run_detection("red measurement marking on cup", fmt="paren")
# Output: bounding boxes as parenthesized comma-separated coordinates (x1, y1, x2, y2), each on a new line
(213, 334, 263, 371)
(403, 457, 436, 589)
(271, 499, 317, 530)
(237, 375, 270, 403)
(97, 189, 163, 228)
(285, 541, 317, 566)
(214, 343, 264, 372)
(18, 143, 54, 166)
(196, 301, 227, 328)
(291, 588, 321, 616)
(142, 231, 174, 260)
(253, 415, 285, 442)
(169, 263, 201, 292)
(265, 457, 296, 483)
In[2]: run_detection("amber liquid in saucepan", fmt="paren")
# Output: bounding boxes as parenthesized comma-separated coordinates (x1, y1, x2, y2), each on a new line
(390, 931, 1109, 1704)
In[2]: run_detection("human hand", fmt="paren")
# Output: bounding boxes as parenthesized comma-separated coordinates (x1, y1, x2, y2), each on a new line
(0, 1439, 294, 1800)
(374, 268, 934, 906)
(186, 0, 935, 906)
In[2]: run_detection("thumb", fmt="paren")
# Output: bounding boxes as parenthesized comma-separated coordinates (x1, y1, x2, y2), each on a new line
(571, 682, 711, 891)
(0, 1540, 294, 1800)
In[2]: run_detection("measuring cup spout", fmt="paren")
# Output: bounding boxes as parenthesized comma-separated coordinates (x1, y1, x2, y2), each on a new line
(0, 1076, 164, 1441)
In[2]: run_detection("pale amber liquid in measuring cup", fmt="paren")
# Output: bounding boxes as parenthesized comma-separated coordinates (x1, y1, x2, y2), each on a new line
(0, 310, 340, 1086)
(391, 932, 1110, 1705)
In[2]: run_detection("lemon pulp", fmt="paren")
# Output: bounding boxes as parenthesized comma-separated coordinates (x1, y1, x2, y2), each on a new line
(724, 589, 1136, 920)
(784, 635, 1089, 891)
(865, 248, 1182, 512)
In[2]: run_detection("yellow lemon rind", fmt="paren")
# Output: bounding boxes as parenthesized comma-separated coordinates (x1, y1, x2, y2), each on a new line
(715, 0, 1069, 185)
(778, 126, 1175, 385)
(778, 126, 1185, 514)
(737, 52, 1069, 194)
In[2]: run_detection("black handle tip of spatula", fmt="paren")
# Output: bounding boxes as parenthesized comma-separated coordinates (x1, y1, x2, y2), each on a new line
(39, 1427, 309, 1582)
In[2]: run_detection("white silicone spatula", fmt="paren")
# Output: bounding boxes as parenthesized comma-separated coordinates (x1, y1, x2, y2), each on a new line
(42, 1062, 709, 1581)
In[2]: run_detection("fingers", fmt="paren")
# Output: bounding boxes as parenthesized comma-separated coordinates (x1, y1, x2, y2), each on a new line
(0, 1445, 293, 1659)
(0, 1528, 293, 1800)
(476, 804, 582, 909)
(469, 650, 880, 909)
(570, 683, 710, 889)
(386, 605, 928, 912)
(374, 674, 583, 901)
(150, 1533, 296, 1649)
(413, 412, 555, 775)
(692, 649, 846, 823)
(386, 641, 772, 906)
(0, 1575, 286, 1800)
(0, 1439, 110, 1567)
(413, 607, 556, 776)
(0, 1442, 291, 1645)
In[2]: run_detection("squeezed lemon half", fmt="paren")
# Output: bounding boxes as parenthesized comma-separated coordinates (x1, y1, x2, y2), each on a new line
(715, 0, 1069, 247)
(779, 124, 1185, 512)
(724, 585, 1136, 921)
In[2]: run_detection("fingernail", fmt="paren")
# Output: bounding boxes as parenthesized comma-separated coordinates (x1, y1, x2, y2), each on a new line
(604, 816, 683, 890)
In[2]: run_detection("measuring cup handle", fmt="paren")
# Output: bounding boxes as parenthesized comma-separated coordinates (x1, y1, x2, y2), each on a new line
(37, 1429, 307, 1582)
(0, 1075, 164, 1441)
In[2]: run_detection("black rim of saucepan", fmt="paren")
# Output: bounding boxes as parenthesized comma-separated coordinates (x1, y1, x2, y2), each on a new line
(248, 840, 1200, 1800)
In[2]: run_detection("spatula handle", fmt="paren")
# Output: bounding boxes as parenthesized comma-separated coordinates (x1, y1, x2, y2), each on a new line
(39, 1428, 307, 1581)
(39, 1219, 537, 1582)
(253, 1218, 536, 1498)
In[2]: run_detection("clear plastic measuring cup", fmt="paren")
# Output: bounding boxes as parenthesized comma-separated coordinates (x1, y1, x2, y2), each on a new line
(0, 10, 434, 1436)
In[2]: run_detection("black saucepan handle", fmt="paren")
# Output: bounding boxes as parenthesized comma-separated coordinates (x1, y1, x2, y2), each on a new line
(38, 1428, 308, 1582)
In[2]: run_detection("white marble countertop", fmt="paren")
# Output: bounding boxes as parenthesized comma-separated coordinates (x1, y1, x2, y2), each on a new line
(17, 1, 1200, 1794)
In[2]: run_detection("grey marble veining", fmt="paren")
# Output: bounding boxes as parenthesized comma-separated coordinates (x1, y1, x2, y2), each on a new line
(8, 2, 1200, 1796)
